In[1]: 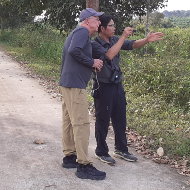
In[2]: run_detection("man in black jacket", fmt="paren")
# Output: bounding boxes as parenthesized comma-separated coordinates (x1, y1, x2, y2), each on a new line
(92, 14, 164, 165)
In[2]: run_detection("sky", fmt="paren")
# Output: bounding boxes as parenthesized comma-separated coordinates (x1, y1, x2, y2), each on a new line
(162, 0, 190, 11)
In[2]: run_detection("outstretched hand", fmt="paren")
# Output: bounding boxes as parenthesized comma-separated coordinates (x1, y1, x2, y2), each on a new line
(122, 27, 134, 38)
(146, 32, 164, 42)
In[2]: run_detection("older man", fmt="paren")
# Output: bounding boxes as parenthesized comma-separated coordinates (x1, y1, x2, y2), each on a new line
(59, 8, 105, 180)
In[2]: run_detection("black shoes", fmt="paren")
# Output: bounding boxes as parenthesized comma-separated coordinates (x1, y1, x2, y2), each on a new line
(113, 150, 138, 162)
(62, 154, 77, 168)
(62, 151, 136, 180)
(95, 154, 116, 165)
(75, 164, 106, 180)
(62, 155, 106, 180)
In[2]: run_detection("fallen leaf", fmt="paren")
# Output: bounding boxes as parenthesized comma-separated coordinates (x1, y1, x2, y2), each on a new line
(152, 158, 161, 164)
(33, 139, 45, 144)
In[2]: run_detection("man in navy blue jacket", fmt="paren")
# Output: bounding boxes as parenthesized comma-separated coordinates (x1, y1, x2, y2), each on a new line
(59, 8, 106, 180)
(92, 14, 164, 165)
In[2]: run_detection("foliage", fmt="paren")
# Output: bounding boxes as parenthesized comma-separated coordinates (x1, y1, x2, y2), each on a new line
(100, 0, 168, 34)
(0, 0, 20, 29)
(125, 27, 190, 112)
(122, 55, 190, 112)
(0, 0, 168, 33)
(133, 16, 190, 29)
(131, 11, 166, 28)
(45, 0, 168, 34)
(133, 10, 190, 29)
(45, 0, 86, 33)
(0, 24, 64, 81)
(162, 10, 190, 28)
(0, 0, 47, 29)
(160, 18, 174, 28)
(168, 17, 190, 28)
(121, 27, 190, 156)
(126, 93, 190, 157)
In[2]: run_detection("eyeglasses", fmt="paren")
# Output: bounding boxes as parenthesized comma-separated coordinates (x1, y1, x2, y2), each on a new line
(107, 24, 116, 27)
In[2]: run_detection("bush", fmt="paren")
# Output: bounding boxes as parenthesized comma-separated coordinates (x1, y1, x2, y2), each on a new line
(121, 27, 190, 156)
(126, 93, 190, 157)
(0, 24, 66, 81)
(123, 28, 190, 112)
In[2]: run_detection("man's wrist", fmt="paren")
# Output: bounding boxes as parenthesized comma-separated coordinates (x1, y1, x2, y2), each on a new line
(145, 37, 149, 44)
(120, 34, 127, 40)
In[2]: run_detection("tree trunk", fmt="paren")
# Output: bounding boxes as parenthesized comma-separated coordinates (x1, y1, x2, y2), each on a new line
(146, 0, 150, 36)
(0, 17, 4, 32)
(86, 0, 99, 11)
(145, 0, 151, 54)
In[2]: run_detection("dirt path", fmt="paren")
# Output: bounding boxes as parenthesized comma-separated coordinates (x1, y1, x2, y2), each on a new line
(0, 50, 189, 190)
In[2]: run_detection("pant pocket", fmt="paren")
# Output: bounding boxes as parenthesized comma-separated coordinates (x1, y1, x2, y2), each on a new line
(72, 89, 90, 126)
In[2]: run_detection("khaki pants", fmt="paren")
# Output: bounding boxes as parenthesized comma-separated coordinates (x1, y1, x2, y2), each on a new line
(60, 86, 91, 165)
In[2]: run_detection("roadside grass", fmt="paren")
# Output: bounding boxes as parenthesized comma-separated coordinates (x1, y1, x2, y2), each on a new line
(123, 46, 190, 158)
(127, 93, 190, 157)
(0, 24, 64, 82)
(0, 24, 189, 159)
(1, 44, 61, 83)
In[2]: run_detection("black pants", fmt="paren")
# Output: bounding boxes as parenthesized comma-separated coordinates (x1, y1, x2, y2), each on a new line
(93, 81, 128, 156)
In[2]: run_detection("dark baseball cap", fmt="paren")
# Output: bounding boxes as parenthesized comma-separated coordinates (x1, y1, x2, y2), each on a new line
(79, 8, 104, 22)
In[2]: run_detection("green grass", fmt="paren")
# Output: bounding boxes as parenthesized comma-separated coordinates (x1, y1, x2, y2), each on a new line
(0, 24, 64, 82)
(127, 93, 190, 156)
(0, 24, 189, 159)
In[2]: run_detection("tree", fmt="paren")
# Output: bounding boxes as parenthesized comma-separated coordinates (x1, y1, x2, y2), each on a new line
(45, 0, 86, 32)
(0, 0, 167, 32)
(161, 18, 174, 28)
(0, 0, 20, 30)
(136, 11, 165, 27)
(150, 12, 165, 27)
(0, 0, 47, 29)
(86, 0, 99, 11)
(45, 0, 168, 33)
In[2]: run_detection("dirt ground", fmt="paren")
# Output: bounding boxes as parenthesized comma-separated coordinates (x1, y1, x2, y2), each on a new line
(0, 49, 189, 190)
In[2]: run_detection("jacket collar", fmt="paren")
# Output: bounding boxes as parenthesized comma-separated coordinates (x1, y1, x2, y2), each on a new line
(95, 36, 111, 47)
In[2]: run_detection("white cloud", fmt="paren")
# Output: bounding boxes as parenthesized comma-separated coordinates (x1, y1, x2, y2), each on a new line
(163, 0, 190, 11)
